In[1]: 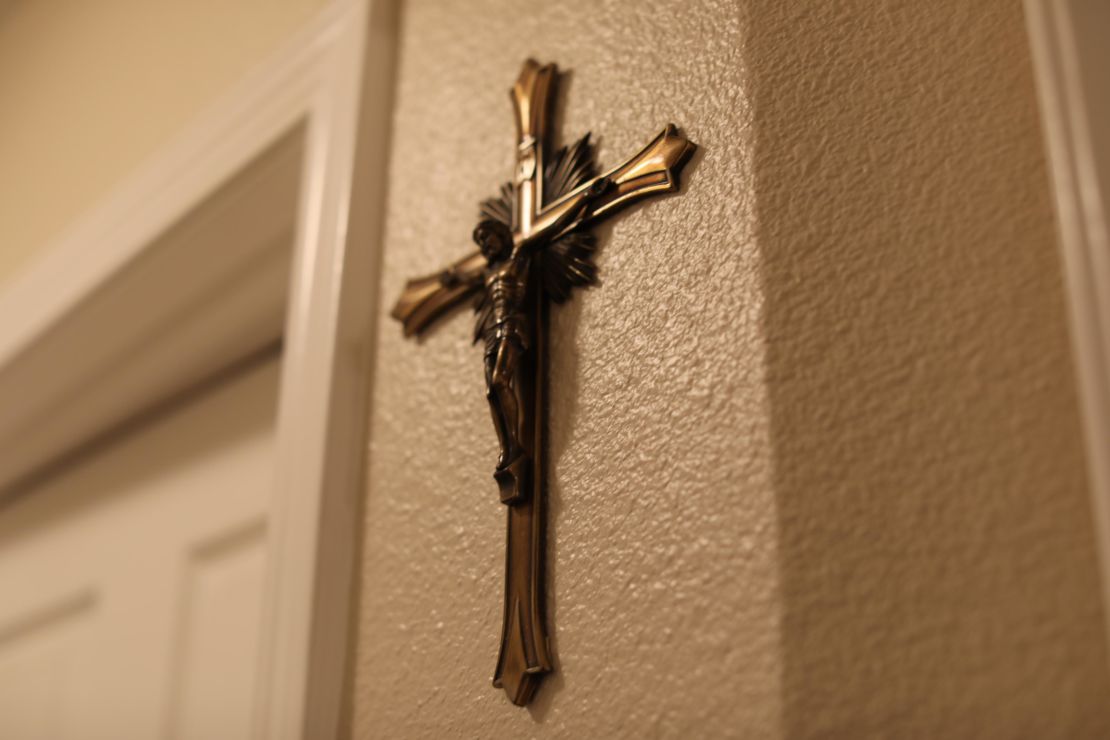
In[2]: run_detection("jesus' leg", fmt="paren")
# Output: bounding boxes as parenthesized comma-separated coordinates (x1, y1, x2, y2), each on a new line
(485, 353, 513, 470)
(490, 340, 527, 469)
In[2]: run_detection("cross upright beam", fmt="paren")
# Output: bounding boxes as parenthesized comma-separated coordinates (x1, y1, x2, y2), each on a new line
(511, 60, 556, 240)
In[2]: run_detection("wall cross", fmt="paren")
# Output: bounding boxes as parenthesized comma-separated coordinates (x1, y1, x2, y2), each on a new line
(391, 59, 695, 705)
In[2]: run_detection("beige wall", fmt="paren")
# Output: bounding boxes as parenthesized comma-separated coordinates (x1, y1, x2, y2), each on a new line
(0, 0, 328, 287)
(356, 0, 779, 736)
(744, 2, 1110, 736)
(354, 0, 1110, 738)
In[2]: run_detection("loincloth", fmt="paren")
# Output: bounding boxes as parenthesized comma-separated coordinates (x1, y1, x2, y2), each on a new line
(484, 315, 530, 357)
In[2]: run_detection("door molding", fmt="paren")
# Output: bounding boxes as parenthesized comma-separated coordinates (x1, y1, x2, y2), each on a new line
(0, 0, 397, 736)
(1024, 0, 1110, 655)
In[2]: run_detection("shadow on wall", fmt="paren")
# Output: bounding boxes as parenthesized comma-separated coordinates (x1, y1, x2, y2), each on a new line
(742, 1, 1110, 736)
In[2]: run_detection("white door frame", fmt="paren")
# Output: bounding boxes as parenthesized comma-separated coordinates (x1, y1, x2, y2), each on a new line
(0, 1, 396, 737)
(1024, 0, 1110, 658)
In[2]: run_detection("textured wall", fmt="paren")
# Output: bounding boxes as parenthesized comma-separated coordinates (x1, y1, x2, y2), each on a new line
(354, 0, 779, 736)
(742, 1, 1110, 736)
(353, 0, 1110, 737)
(0, 0, 328, 287)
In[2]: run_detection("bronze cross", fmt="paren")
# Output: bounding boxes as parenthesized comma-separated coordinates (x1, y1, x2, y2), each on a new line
(391, 59, 694, 705)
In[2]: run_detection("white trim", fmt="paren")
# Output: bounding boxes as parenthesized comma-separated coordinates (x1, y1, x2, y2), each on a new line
(1024, 0, 1110, 652)
(257, 0, 397, 736)
(0, 7, 340, 369)
(0, 131, 304, 492)
(0, 1, 394, 736)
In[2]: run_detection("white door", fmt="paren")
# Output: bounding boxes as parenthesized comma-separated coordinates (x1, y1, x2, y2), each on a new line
(0, 356, 279, 740)
(0, 5, 387, 737)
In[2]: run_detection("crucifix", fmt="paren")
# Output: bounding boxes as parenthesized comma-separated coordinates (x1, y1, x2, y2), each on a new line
(391, 59, 695, 705)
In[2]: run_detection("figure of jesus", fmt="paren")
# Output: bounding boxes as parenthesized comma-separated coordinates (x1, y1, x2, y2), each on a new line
(473, 218, 531, 482)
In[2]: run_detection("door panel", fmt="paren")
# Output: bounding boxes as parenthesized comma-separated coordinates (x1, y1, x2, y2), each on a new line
(168, 521, 267, 740)
(0, 357, 279, 740)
